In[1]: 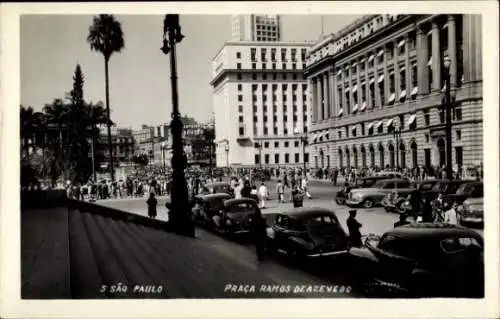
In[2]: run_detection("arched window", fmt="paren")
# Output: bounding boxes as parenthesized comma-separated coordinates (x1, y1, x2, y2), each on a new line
(338, 149, 344, 168)
(378, 144, 385, 168)
(437, 138, 446, 167)
(411, 141, 418, 168)
(353, 147, 358, 168)
(346, 148, 351, 168)
(388, 143, 395, 168)
(399, 142, 406, 169)
(361, 145, 367, 168)
(369, 144, 375, 167)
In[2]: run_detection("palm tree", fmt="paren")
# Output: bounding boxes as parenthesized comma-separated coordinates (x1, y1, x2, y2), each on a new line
(87, 14, 125, 182)
(43, 98, 69, 179)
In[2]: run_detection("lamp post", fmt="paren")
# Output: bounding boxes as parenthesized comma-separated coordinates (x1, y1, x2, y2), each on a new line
(161, 141, 166, 173)
(393, 126, 401, 169)
(294, 127, 307, 176)
(161, 14, 194, 237)
(224, 142, 229, 170)
(442, 55, 454, 180)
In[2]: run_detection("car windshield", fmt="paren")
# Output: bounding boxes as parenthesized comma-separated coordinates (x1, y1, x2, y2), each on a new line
(227, 202, 255, 214)
(432, 182, 448, 192)
(373, 181, 388, 188)
(209, 199, 226, 211)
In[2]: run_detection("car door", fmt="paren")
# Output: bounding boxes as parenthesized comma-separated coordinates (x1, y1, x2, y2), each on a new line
(377, 182, 395, 202)
(373, 235, 417, 286)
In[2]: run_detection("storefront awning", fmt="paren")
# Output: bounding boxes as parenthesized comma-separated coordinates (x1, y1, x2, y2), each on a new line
(385, 119, 394, 128)
(399, 66, 406, 71)
(427, 57, 433, 66)
(345, 87, 350, 93)
(360, 101, 367, 112)
(351, 126, 357, 133)
(352, 62, 358, 68)
(338, 108, 344, 117)
(352, 104, 359, 113)
(312, 134, 318, 143)
(407, 114, 417, 126)
(388, 93, 396, 104)
(397, 39, 406, 48)
(368, 55, 375, 63)
(337, 69, 342, 76)
(377, 50, 384, 57)
(360, 58, 365, 64)
(369, 78, 375, 84)
(367, 122, 374, 130)
(324, 132, 330, 140)
(353, 85, 358, 93)
(378, 75, 384, 83)
(399, 90, 407, 100)
(411, 86, 419, 96)
(375, 121, 383, 129)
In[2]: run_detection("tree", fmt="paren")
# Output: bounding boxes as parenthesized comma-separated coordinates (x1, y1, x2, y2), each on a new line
(87, 14, 125, 182)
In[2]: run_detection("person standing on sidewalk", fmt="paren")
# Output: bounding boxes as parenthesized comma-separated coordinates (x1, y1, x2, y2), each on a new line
(258, 182, 268, 209)
(276, 180, 284, 203)
(147, 192, 158, 219)
(347, 210, 362, 248)
(251, 205, 267, 261)
(301, 177, 312, 199)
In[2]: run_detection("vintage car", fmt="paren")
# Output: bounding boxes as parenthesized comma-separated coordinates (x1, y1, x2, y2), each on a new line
(349, 223, 484, 297)
(203, 182, 234, 197)
(458, 197, 484, 227)
(445, 181, 483, 204)
(421, 179, 476, 202)
(212, 198, 259, 235)
(191, 193, 232, 227)
(345, 179, 415, 208)
(374, 171, 404, 179)
(335, 176, 395, 205)
(382, 179, 440, 213)
(266, 207, 349, 260)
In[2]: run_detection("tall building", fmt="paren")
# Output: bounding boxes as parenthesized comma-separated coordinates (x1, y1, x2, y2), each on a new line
(232, 15, 281, 42)
(305, 14, 482, 170)
(97, 126, 135, 165)
(211, 41, 313, 168)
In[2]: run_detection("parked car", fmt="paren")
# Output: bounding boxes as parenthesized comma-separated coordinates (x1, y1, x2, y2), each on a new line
(266, 207, 349, 260)
(213, 198, 259, 235)
(203, 182, 234, 197)
(421, 179, 476, 203)
(387, 179, 441, 213)
(191, 193, 232, 227)
(374, 171, 404, 179)
(349, 223, 484, 297)
(458, 197, 484, 227)
(346, 179, 415, 208)
(445, 181, 483, 204)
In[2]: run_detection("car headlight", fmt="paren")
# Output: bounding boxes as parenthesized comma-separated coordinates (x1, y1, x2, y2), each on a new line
(225, 219, 232, 226)
(352, 193, 362, 200)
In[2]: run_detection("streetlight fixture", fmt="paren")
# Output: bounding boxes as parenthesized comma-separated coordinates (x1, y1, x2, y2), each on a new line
(161, 14, 194, 237)
(442, 55, 454, 180)
(294, 127, 307, 176)
(393, 126, 401, 169)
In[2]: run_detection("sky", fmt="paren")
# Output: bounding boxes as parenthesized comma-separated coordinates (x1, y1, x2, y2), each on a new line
(21, 14, 360, 130)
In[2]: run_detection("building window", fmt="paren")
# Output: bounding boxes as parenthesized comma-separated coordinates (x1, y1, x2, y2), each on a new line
(283, 74, 287, 80)
(237, 74, 242, 80)
(238, 116, 244, 123)
(282, 63, 286, 69)
(455, 146, 463, 167)
(252, 74, 257, 80)
(238, 95, 243, 102)
(252, 63, 256, 69)
(237, 84, 242, 91)
(236, 52, 241, 59)
(264, 116, 268, 122)
(273, 127, 278, 135)
(361, 123, 365, 136)
(285, 153, 290, 163)
(379, 80, 385, 106)
(283, 115, 288, 122)
(284, 141, 289, 148)
(301, 48, 306, 61)
(265, 154, 270, 164)
(295, 153, 300, 163)
(237, 63, 241, 69)
(281, 48, 286, 61)
(454, 108, 462, 121)
(284, 128, 288, 135)
(272, 74, 277, 80)
(263, 73, 267, 80)
(264, 142, 269, 148)
(424, 109, 430, 126)
(293, 74, 297, 80)
(239, 126, 245, 135)
(456, 129, 462, 140)
(253, 105, 257, 113)
(271, 48, 276, 61)
(439, 109, 445, 124)
(255, 154, 260, 164)
(264, 127, 268, 135)
(274, 142, 279, 148)
(272, 63, 276, 69)
(238, 105, 243, 112)
(251, 48, 256, 62)
(253, 115, 257, 122)
(275, 154, 279, 164)
(263, 63, 267, 70)
(400, 69, 406, 91)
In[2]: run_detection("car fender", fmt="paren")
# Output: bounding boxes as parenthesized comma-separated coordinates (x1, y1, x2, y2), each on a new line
(348, 247, 379, 263)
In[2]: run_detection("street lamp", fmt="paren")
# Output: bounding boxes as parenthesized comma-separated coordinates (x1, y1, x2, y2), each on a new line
(393, 126, 401, 169)
(161, 141, 166, 173)
(161, 14, 194, 237)
(224, 142, 229, 170)
(294, 127, 307, 176)
(442, 55, 454, 180)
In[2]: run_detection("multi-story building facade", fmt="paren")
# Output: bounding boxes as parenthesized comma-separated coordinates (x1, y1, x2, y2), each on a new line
(211, 41, 313, 168)
(98, 127, 135, 165)
(231, 15, 281, 42)
(305, 14, 482, 170)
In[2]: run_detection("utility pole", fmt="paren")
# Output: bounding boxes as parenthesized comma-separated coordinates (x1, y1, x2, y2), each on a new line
(443, 57, 453, 180)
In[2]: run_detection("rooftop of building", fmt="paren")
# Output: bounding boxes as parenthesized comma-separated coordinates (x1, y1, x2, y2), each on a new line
(212, 40, 314, 61)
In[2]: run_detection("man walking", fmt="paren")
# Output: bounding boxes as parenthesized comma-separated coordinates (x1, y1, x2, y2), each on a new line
(301, 177, 312, 199)
(276, 179, 284, 203)
(347, 210, 363, 248)
(258, 182, 268, 209)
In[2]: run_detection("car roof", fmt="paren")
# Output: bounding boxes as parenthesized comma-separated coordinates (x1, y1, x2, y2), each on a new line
(374, 178, 411, 183)
(196, 193, 232, 201)
(360, 176, 392, 180)
(278, 207, 337, 219)
(205, 182, 230, 187)
(386, 223, 483, 241)
(224, 198, 257, 207)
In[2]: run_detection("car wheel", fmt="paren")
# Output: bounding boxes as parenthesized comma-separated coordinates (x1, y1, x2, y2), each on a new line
(362, 198, 374, 209)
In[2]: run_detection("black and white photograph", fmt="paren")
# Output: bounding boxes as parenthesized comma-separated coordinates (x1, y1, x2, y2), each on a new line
(1, 2, 499, 319)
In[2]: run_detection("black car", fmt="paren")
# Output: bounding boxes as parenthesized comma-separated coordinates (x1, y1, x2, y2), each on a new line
(266, 207, 349, 260)
(203, 182, 234, 197)
(191, 193, 232, 227)
(445, 181, 483, 204)
(422, 179, 476, 202)
(214, 198, 258, 235)
(349, 223, 483, 297)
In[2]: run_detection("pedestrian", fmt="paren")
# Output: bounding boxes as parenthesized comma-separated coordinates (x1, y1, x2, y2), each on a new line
(301, 177, 312, 199)
(408, 184, 424, 222)
(234, 182, 243, 199)
(276, 179, 284, 203)
(241, 180, 252, 198)
(258, 182, 268, 209)
(421, 197, 434, 223)
(394, 213, 411, 228)
(251, 205, 267, 261)
(347, 209, 363, 248)
(444, 201, 459, 225)
(147, 192, 158, 219)
(292, 185, 304, 208)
